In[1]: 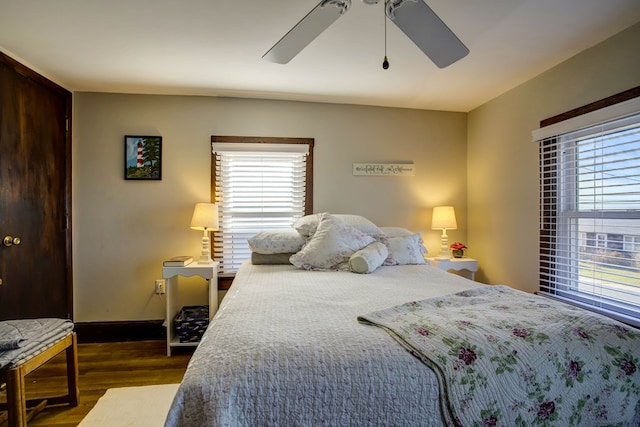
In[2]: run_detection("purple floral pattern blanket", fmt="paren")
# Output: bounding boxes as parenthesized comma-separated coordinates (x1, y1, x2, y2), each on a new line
(358, 286, 640, 427)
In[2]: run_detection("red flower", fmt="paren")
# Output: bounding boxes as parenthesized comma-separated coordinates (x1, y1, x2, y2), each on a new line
(512, 328, 531, 338)
(567, 360, 581, 378)
(450, 242, 467, 250)
(415, 327, 430, 337)
(537, 401, 555, 419)
(458, 347, 477, 365)
(621, 359, 636, 376)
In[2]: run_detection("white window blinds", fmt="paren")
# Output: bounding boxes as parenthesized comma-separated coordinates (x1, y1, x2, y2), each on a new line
(212, 141, 311, 274)
(536, 108, 640, 327)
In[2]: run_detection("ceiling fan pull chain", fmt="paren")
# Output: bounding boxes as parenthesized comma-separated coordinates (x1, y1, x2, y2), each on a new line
(382, 0, 389, 70)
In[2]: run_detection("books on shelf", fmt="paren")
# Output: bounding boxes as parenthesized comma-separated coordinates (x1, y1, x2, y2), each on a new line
(163, 256, 193, 267)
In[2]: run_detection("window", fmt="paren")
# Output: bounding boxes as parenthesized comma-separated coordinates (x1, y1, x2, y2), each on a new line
(536, 93, 640, 327)
(211, 136, 314, 275)
(624, 235, 640, 253)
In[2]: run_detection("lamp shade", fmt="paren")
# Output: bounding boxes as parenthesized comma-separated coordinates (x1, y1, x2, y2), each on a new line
(431, 206, 457, 230)
(190, 203, 219, 231)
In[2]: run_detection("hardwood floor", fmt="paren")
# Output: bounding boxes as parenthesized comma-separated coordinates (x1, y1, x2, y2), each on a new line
(0, 341, 193, 427)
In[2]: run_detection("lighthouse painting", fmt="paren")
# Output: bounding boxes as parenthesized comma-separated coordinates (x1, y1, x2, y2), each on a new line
(124, 135, 162, 180)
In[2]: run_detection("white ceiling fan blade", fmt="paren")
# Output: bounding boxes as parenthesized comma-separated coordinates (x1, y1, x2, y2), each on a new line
(263, 0, 352, 64)
(386, 0, 469, 68)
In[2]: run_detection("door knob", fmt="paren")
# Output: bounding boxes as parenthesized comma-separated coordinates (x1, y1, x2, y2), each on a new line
(3, 236, 21, 247)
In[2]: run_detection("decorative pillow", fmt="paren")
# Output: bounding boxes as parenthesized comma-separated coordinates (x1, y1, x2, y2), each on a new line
(382, 233, 427, 265)
(380, 227, 427, 254)
(251, 252, 294, 265)
(348, 242, 389, 274)
(290, 213, 376, 270)
(293, 213, 383, 237)
(248, 230, 305, 254)
(380, 226, 414, 238)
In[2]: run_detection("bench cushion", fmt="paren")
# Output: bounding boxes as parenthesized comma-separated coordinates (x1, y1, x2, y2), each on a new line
(0, 319, 74, 370)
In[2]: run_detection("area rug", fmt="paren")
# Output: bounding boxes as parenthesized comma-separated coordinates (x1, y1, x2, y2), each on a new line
(78, 383, 179, 427)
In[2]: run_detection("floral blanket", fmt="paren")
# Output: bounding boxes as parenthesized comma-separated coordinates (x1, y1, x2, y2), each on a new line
(358, 286, 640, 427)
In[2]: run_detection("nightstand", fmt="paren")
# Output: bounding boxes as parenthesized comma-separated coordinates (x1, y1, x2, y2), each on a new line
(163, 262, 218, 356)
(427, 257, 478, 281)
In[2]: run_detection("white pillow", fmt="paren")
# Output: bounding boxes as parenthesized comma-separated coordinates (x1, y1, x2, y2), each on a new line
(248, 230, 305, 254)
(293, 213, 383, 237)
(380, 226, 414, 238)
(290, 213, 376, 270)
(380, 227, 427, 254)
(383, 233, 427, 265)
(349, 242, 389, 274)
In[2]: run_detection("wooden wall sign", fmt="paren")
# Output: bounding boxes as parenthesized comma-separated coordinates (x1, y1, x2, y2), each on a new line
(352, 163, 415, 176)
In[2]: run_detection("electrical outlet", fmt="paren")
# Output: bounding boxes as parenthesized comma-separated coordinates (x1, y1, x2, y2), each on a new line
(155, 279, 166, 295)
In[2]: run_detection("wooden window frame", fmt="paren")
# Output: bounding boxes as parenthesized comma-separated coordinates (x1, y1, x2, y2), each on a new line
(211, 135, 314, 289)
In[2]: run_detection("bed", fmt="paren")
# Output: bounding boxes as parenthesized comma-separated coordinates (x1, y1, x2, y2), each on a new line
(165, 213, 640, 426)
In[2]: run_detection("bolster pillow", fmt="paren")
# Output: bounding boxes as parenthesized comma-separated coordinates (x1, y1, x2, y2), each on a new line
(348, 242, 389, 274)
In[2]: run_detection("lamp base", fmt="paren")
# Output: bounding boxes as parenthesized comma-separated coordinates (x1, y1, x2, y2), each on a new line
(437, 229, 451, 261)
(197, 230, 214, 265)
(197, 256, 215, 265)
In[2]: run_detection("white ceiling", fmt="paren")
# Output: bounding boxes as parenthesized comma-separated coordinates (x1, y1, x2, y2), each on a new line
(1, 0, 639, 112)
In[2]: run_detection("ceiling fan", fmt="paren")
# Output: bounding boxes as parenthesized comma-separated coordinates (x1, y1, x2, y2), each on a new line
(263, 0, 469, 69)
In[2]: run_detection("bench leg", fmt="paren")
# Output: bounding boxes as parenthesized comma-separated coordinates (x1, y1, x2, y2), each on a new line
(3, 332, 79, 427)
(6, 367, 27, 427)
(66, 333, 79, 407)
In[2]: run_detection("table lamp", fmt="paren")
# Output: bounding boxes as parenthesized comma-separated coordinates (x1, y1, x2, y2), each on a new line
(431, 206, 457, 260)
(190, 203, 219, 265)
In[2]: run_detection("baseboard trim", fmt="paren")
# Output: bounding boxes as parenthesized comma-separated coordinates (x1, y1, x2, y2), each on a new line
(74, 320, 165, 343)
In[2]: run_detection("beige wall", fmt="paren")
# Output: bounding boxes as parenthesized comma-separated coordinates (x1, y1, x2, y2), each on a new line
(467, 22, 640, 292)
(73, 22, 640, 322)
(73, 96, 467, 321)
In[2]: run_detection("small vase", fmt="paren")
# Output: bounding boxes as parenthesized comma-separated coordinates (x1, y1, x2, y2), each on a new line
(452, 249, 464, 258)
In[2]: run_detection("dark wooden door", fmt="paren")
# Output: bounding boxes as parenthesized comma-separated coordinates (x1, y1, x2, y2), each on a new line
(0, 52, 72, 320)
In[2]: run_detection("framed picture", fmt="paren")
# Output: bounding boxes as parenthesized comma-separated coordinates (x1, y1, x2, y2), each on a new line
(124, 135, 162, 180)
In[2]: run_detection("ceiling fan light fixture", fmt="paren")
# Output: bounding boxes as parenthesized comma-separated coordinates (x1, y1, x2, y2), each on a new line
(385, 0, 416, 20)
(321, 0, 351, 14)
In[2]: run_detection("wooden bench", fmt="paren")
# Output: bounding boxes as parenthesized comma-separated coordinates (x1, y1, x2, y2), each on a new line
(0, 332, 79, 427)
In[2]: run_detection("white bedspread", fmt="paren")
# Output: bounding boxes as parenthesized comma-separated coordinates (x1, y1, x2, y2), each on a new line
(165, 262, 484, 426)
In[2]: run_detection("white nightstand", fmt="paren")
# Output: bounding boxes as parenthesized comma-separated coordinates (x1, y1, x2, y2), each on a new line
(427, 257, 478, 281)
(163, 262, 218, 356)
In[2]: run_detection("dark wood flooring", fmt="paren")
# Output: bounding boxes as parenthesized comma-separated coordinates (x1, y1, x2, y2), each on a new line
(0, 341, 193, 427)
